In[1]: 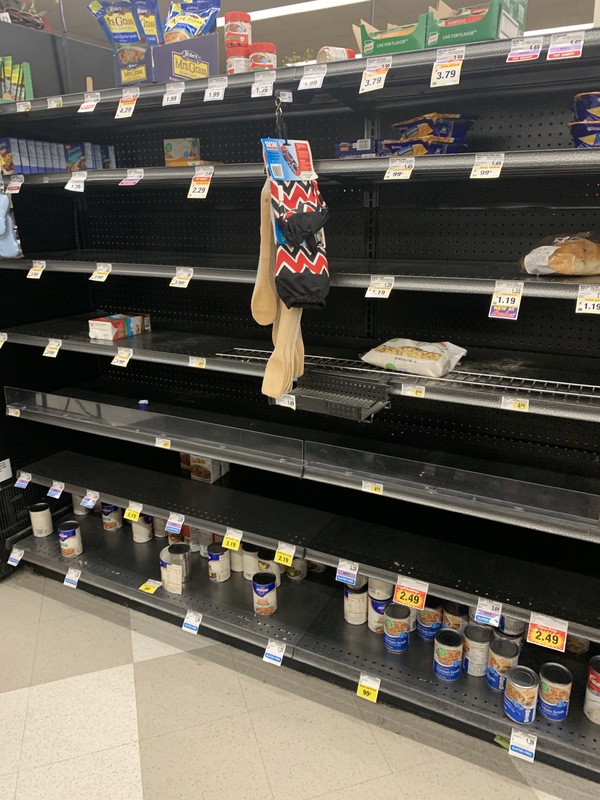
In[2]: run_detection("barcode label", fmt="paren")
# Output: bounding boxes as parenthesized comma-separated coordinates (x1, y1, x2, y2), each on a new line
(271, 164, 284, 179)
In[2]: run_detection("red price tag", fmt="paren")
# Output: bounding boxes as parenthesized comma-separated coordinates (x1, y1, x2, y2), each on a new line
(393, 576, 428, 610)
(526, 612, 568, 653)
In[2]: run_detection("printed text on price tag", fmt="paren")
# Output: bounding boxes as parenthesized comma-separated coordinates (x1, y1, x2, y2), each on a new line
(64, 568, 81, 588)
(335, 559, 359, 586)
(27, 260, 45, 279)
(43, 338, 62, 358)
(8, 547, 24, 567)
(431, 47, 465, 88)
(275, 541, 296, 567)
(182, 610, 203, 633)
(222, 528, 243, 550)
(362, 480, 383, 495)
(507, 37, 543, 63)
(359, 57, 391, 93)
(489, 281, 523, 320)
(547, 32, 584, 60)
(111, 348, 133, 368)
(401, 384, 426, 399)
(139, 579, 162, 594)
(90, 263, 112, 282)
(80, 490, 99, 509)
(7, 175, 24, 194)
(501, 397, 529, 413)
(47, 481, 64, 499)
(78, 92, 100, 113)
(474, 598, 502, 627)
(263, 639, 286, 666)
(204, 77, 227, 102)
(124, 502, 143, 522)
(163, 82, 185, 106)
(165, 513, 185, 534)
(170, 267, 193, 288)
(357, 673, 380, 703)
(384, 157, 414, 181)
(155, 437, 171, 449)
(470, 153, 504, 179)
(252, 72, 276, 98)
(15, 471, 31, 488)
(119, 169, 144, 187)
(527, 612, 568, 652)
(394, 576, 428, 610)
(509, 730, 537, 763)
(115, 88, 139, 119)
(7, 407, 21, 418)
(65, 171, 87, 192)
(576, 286, 600, 314)
(299, 64, 327, 91)
(16, 101, 31, 113)
(275, 393, 296, 410)
(366, 275, 395, 299)
(187, 166, 214, 199)
(47, 96, 63, 109)
(189, 356, 206, 368)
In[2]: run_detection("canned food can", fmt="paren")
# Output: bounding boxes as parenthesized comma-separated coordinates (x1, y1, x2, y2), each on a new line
(409, 607, 417, 632)
(416, 597, 443, 641)
(249, 42, 277, 70)
(197, 530, 214, 557)
(316, 46, 355, 63)
(493, 627, 524, 653)
(253, 571, 277, 615)
(226, 53, 250, 74)
(433, 629, 463, 682)
(230, 547, 244, 573)
(352, 573, 368, 590)
(168, 543, 191, 583)
(442, 602, 469, 632)
(584, 655, 600, 725)
(538, 663, 573, 721)
(566, 633, 590, 655)
(344, 583, 368, 625)
(307, 560, 326, 574)
(207, 543, 231, 583)
(463, 624, 493, 677)
(58, 520, 83, 558)
(368, 577, 395, 600)
(258, 549, 281, 587)
(131, 514, 153, 543)
(101, 503, 123, 531)
(487, 638, 519, 691)
(383, 603, 410, 653)
(152, 516, 169, 538)
(286, 557, 307, 581)
(224, 11, 251, 45)
(504, 666, 539, 725)
(72, 494, 91, 516)
(243, 543, 260, 580)
(368, 594, 392, 634)
(499, 614, 526, 636)
(29, 502, 53, 537)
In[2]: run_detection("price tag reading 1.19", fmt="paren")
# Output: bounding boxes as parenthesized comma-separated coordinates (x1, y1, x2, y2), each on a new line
(576, 286, 600, 314)
(394, 576, 429, 610)
(489, 281, 524, 321)
(366, 275, 395, 299)
(357, 672, 381, 703)
(527, 612, 568, 653)
(430, 46, 465, 88)
(359, 57, 392, 94)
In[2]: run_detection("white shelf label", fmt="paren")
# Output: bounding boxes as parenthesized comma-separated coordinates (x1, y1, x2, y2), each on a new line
(204, 77, 228, 102)
(547, 31, 584, 60)
(15, 471, 31, 488)
(7, 547, 24, 567)
(189, 356, 207, 368)
(65, 171, 87, 193)
(489, 280, 523, 321)
(263, 638, 286, 666)
(222, 528, 243, 550)
(182, 610, 203, 633)
(187, 166, 214, 199)
(278, 90, 293, 103)
(27, 260, 46, 279)
(78, 92, 100, 113)
(299, 64, 327, 91)
(165, 512, 185, 534)
(80, 490, 99, 509)
(6, 174, 24, 193)
(431, 47, 465, 88)
(474, 597, 502, 627)
(359, 57, 392, 94)
(63, 568, 81, 588)
(275, 393, 296, 410)
(47, 480, 64, 499)
(401, 384, 426, 399)
(384, 157, 414, 181)
(155, 437, 171, 449)
(252, 72, 276, 98)
(170, 267, 194, 288)
(43, 338, 62, 358)
(16, 101, 31, 113)
(163, 81, 185, 106)
(509, 729, 537, 763)
(0, 332, 6, 349)
(366, 275, 395, 299)
(111, 347, 133, 368)
(90, 263, 112, 282)
(507, 36, 543, 63)
(47, 96, 63, 109)
(6, 407, 21, 418)
(470, 152, 504, 179)
(361, 480, 383, 495)
(335, 559, 359, 586)
(357, 672, 381, 702)
(275, 541, 296, 568)
(124, 502, 143, 522)
(576, 286, 600, 314)
(115, 87, 139, 119)
(119, 168, 144, 187)
(501, 396, 529, 413)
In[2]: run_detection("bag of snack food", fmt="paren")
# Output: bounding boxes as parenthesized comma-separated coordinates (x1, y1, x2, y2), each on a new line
(132, 0, 164, 45)
(521, 232, 600, 276)
(164, 1, 220, 42)
(361, 338, 466, 377)
(87, 1, 147, 82)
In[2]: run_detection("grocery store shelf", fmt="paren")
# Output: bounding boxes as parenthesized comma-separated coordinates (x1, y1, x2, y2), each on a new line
(1, 250, 595, 298)
(12, 518, 600, 776)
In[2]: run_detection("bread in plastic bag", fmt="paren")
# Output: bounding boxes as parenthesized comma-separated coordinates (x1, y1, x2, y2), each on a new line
(521, 232, 600, 276)
(361, 338, 467, 377)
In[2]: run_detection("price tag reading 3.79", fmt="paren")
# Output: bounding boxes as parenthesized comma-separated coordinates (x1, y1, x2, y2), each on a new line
(359, 57, 392, 94)
(431, 47, 465, 88)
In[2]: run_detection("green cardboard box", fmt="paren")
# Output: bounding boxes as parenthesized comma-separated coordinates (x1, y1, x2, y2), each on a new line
(353, 15, 429, 57)
(425, 0, 527, 49)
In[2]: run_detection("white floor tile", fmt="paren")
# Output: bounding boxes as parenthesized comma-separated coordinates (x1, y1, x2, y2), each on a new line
(129, 609, 214, 663)
(306, 773, 408, 800)
(0, 688, 29, 775)
(0, 773, 17, 800)
(19, 665, 139, 771)
(0, 570, 44, 627)
(400, 760, 538, 800)
(0, 624, 38, 694)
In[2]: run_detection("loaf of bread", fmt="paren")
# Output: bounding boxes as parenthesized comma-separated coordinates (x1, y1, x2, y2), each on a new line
(521, 232, 600, 275)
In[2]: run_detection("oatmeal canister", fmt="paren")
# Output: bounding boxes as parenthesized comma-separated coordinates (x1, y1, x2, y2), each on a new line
(253, 571, 277, 615)
(463, 624, 493, 677)
(29, 502, 53, 537)
(487, 638, 519, 691)
(344, 583, 368, 625)
(416, 596, 443, 641)
(433, 629, 463, 681)
(58, 520, 83, 558)
(383, 603, 411, 653)
(242, 543, 260, 580)
(131, 514, 153, 543)
(584, 655, 600, 725)
(538, 663, 573, 722)
(368, 594, 392, 634)
(504, 666, 539, 724)
(207, 542, 231, 583)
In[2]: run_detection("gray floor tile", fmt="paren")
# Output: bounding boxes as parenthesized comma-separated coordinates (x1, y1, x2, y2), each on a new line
(0, 688, 29, 776)
(0, 623, 38, 694)
(514, 758, 600, 800)
(0, 569, 44, 628)
(129, 608, 214, 663)
(400, 759, 539, 800)
(40, 576, 130, 624)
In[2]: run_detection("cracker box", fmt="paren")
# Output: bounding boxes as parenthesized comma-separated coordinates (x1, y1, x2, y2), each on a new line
(425, 0, 527, 48)
(353, 15, 428, 56)
(0, 137, 21, 175)
(164, 138, 202, 167)
(64, 142, 87, 172)
(88, 313, 151, 341)
(114, 33, 219, 85)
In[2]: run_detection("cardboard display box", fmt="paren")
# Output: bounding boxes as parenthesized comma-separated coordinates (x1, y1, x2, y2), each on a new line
(353, 16, 429, 56)
(115, 33, 219, 86)
(425, 1, 527, 48)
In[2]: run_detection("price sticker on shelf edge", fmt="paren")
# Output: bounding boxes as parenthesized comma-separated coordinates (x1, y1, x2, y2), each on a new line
(7, 407, 21, 418)
(357, 672, 381, 703)
(252, 71, 276, 98)
(182, 610, 203, 634)
(489, 280, 523, 321)
(155, 437, 171, 449)
(43, 338, 62, 358)
(204, 77, 228, 102)
(170, 267, 194, 288)
(78, 92, 101, 113)
(263, 638, 286, 666)
(509, 729, 537, 763)
(394, 576, 429, 610)
(335, 559, 359, 586)
(384, 157, 414, 181)
(362, 480, 383, 495)
(80, 490, 99, 509)
(359, 57, 392, 94)
(189, 356, 206, 369)
(222, 527, 243, 551)
(8, 547, 24, 567)
(65, 171, 87, 192)
(27, 260, 46, 279)
(527, 612, 568, 652)
(474, 597, 502, 627)
(430, 46, 465, 88)
(63, 568, 81, 589)
(163, 81, 185, 106)
(16, 101, 31, 113)
(299, 64, 327, 91)
(119, 168, 144, 187)
(188, 166, 214, 200)
(366, 275, 395, 299)
(47, 481, 64, 499)
(576, 286, 600, 314)
(275, 541, 296, 567)
(7, 174, 24, 193)
(279, 90, 293, 103)
(0, 332, 6, 349)
(124, 502, 143, 523)
(111, 347, 133, 368)
(547, 31, 585, 60)
(139, 578, 162, 594)
(275, 393, 296, 410)
(401, 384, 426, 399)
(165, 512, 185, 535)
(507, 36, 543, 63)
(501, 396, 529, 413)
(115, 87, 139, 119)
(90, 263, 112, 282)
(470, 153, 504, 180)
(15, 471, 31, 489)
(47, 96, 63, 109)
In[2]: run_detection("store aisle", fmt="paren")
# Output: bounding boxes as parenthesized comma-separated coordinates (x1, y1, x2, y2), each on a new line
(0, 568, 597, 800)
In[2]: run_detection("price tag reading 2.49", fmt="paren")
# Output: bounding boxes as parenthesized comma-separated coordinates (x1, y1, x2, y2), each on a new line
(430, 46, 465, 88)
(394, 576, 429, 610)
(359, 57, 392, 94)
(527, 612, 568, 653)
(489, 281, 524, 321)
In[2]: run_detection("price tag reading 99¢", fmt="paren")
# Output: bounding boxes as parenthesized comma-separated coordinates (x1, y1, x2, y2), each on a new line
(394, 576, 429, 610)
(430, 46, 465, 88)
(384, 157, 414, 181)
(470, 153, 504, 180)
(527, 612, 568, 653)
(359, 57, 392, 94)
(170, 267, 194, 288)
(275, 541, 296, 567)
(187, 166, 214, 199)
(222, 527, 243, 551)
(489, 281, 523, 321)
(576, 286, 600, 314)
(357, 673, 380, 703)
(139, 578, 162, 594)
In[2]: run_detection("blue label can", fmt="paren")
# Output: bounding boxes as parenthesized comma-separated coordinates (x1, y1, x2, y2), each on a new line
(487, 638, 519, 692)
(538, 663, 572, 722)
(383, 603, 410, 652)
(416, 599, 443, 641)
(253, 571, 277, 615)
(433, 629, 463, 681)
(504, 666, 539, 725)
(58, 520, 83, 558)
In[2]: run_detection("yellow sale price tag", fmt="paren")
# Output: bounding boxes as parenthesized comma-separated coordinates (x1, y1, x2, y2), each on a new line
(359, 57, 392, 94)
(401, 384, 426, 399)
(394, 576, 429, 610)
(275, 541, 296, 567)
(527, 613, 568, 652)
(502, 397, 529, 413)
(155, 437, 171, 449)
(357, 673, 380, 703)
(124, 502, 143, 522)
(362, 480, 383, 495)
(187, 167, 214, 200)
(222, 527, 243, 550)
(138, 579, 161, 594)
(576, 286, 600, 314)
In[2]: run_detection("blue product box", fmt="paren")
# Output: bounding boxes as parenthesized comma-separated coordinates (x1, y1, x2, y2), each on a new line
(0, 137, 22, 174)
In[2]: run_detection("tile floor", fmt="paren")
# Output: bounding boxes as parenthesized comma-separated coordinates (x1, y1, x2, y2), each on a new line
(1, 567, 598, 800)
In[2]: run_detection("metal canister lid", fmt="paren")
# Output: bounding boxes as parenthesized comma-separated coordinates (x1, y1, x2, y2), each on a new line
(207, 543, 226, 556)
(168, 543, 190, 555)
(257, 548, 275, 560)
(591, 655, 600, 671)
(58, 520, 79, 532)
(30, 502, 50, 512)
(489, 638, 520, 659)
(344, 582, 368, 594)
(507, 666, 539, 689)
(465, 624, 493, 643)
(444, 601, 468, 616)
(253, 571, 276, 586)
(435, 628, 462, 647)
(540, 663, 573, 686)
(383, 603, 410, 621)
(242, 543, 260, 553)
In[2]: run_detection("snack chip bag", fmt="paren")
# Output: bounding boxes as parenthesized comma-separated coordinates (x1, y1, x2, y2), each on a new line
(87, 1, 147, 83)
(164, 1, 221, 42)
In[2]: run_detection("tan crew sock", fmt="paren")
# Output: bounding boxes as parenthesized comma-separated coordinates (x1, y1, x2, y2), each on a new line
(262, 305, 302, 398)
(251, 178, 278, 327)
